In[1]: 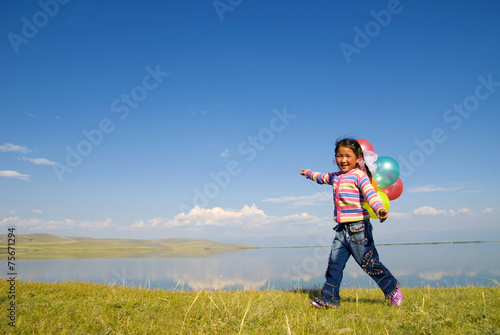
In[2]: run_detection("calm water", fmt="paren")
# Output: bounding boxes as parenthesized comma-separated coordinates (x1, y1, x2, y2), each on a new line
(10, 242, 500, 291)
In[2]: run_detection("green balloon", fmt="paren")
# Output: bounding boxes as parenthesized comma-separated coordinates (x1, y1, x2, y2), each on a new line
(373, 156, 400, 188)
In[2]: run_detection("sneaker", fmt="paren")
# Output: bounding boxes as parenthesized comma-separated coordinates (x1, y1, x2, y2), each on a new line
(390, 288, 403, 307)
(310, 297, 338, 309)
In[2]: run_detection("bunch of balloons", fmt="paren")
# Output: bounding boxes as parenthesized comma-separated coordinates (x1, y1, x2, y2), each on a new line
(357, 138, 403, 219)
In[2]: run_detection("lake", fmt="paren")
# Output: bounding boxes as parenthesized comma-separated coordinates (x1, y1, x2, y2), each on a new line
(10, 242, 500, 291)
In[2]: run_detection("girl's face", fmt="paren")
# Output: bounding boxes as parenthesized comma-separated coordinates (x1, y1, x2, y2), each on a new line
(335, 146, 361, 173)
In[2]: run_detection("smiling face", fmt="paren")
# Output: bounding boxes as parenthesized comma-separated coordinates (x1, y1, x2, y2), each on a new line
(335, 145, 362, 173)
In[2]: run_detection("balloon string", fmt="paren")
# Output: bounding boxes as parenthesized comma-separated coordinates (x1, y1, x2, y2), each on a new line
(307, 179, 334, 209)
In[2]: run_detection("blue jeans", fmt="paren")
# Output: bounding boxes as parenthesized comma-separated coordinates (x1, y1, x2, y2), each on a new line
(320, 219, 399, 306)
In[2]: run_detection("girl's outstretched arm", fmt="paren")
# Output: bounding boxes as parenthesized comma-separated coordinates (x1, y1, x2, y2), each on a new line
(300, 169, 333, 185)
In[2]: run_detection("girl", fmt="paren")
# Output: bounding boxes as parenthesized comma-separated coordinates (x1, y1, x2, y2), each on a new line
(300, 138, 402, 308)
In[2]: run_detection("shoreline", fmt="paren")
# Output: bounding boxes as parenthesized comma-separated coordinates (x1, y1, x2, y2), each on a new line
(2, 234, 498, 259)
(253, 240, 500, 249)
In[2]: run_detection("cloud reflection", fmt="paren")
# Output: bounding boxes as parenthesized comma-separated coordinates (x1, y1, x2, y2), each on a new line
(418, 268, 463, 281)
(12, 243, 500, 290)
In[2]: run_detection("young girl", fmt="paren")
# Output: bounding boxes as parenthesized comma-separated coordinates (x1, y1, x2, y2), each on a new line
(300, 138, 403, 308)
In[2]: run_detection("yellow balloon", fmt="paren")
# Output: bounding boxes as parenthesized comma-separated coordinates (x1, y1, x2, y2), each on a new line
(363, 190, 390, 219)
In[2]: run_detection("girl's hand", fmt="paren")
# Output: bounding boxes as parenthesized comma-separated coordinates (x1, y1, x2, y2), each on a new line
(378, 209, 388, 223)
(300, 169, 306, 175)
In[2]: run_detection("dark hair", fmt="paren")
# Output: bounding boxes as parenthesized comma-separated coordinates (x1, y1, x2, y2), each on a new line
(335, 138, 373, 180)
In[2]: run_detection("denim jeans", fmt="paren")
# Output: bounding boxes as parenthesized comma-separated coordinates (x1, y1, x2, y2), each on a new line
(320, 219, 399, 306)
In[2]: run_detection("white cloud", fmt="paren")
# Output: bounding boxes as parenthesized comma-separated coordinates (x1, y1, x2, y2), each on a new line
(263, 192, 331, 207)
(0, 217, 113, 230)
(0, 217, 19, 226)
(412, 207, 492, 216)
(408, 184, 463, 193)
(0, 143, 31, 153)
(21, 157, 56, 165)
(128, 204, 326, 231)
(418, 268, 462, 281)
(32, 209, 42, 214)
(0, 170, 30, 181)
(413, 206, 456, 216)
(0, 217, 74, 230)
(129, 220, 147, 229)
(220, 149, 231, 159)
(156, 204, 266, 228)
(79, 218, 112, 229)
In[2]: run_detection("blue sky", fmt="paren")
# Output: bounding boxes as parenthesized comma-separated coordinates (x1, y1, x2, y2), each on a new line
(1, 0, 499, 246)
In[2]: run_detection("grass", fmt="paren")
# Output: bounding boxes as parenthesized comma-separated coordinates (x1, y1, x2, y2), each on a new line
(1, 281, 499, 334)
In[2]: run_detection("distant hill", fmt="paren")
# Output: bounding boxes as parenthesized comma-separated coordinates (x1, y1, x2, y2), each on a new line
(0, 233, 254, 259)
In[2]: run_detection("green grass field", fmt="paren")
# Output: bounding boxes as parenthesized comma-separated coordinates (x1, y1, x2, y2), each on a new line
(1, 281, 499, 334)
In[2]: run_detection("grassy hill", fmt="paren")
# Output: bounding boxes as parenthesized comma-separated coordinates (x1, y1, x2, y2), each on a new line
(0, 233, 254, 259)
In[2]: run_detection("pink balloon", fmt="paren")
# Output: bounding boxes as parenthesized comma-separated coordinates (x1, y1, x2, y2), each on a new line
(357, 138, 375, 153)
(381, 177, 404, 201)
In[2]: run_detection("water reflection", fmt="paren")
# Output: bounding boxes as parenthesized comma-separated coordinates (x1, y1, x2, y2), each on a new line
(10, 242, 500, 290)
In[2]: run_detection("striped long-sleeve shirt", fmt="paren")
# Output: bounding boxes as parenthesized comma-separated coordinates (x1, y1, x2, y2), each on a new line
(304, 168, 385, 224)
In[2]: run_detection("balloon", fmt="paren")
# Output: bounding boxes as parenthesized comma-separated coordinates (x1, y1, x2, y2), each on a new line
(373, 156, 400, 188)
(363, 190, 390, 219)
(371, 178, 378, 192)
(381, 177, 404, 201)
(356, 138, 375, 153)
